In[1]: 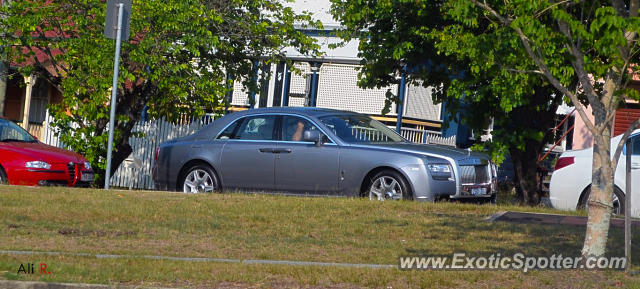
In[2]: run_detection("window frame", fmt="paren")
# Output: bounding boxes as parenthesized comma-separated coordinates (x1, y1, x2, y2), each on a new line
(214, 113, 336, 144)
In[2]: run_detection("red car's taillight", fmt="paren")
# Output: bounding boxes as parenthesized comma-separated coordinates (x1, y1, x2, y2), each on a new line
(155, 146, 160, 161)
(554, 156, 575, 171)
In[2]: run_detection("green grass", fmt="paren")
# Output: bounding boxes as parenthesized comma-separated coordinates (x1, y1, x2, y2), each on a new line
(0, 185, 638, 288)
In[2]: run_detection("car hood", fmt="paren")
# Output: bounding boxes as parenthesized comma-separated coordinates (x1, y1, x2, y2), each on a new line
(1, 141, 85, 163)
(349, 142, 490, 162)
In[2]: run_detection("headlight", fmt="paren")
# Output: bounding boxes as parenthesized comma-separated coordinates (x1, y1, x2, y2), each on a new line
(428, 164, 451, 173)
(25, 161, 51, 170)
(427, 163, 453, 181)
(84, 162, 92, 170)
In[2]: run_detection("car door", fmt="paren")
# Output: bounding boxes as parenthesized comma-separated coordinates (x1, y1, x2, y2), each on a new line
(629, 135, 640, 217)
(219, 115, 277, 191)
(275, 115, 340, 194)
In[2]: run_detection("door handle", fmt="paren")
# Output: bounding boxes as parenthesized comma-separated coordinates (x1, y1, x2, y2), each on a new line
(259, 148, 274, 153)
(273, 148, 292, 154)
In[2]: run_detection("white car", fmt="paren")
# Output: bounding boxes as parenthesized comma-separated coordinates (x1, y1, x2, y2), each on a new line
(549, 129, 640, 217)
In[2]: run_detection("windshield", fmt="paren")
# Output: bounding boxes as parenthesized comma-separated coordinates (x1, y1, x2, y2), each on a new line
(0, 119, 36, 142)
(318, 114, 406, 144)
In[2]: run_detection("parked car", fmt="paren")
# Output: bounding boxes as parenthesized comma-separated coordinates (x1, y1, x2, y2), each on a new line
(153, 107, 497, 202)
(0, 118, 93, 187)
(549, 129, 640, 216)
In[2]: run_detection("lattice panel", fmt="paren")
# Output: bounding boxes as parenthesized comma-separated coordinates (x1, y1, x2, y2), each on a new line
(316, 63, 397, 115)
(289, 63, 311, 96)
(231, 78, 250, 106)
(404, 82, 441, 121)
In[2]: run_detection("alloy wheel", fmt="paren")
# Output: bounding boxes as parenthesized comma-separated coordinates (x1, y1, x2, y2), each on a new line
(183, 169, 216, 193)
(369, 176, 403, 201)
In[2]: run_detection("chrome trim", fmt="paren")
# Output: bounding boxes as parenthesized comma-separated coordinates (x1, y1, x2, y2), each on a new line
(26, 169, 66, 173)
(213, 113, 338, 144)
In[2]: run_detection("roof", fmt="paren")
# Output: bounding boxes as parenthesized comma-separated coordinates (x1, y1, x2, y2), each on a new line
(230, 107, 362, 118)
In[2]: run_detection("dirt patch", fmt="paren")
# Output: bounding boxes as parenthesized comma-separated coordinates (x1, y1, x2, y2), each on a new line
(57, 228, 137, 237)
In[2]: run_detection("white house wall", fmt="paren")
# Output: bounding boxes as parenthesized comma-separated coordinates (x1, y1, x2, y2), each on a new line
(287, 62, 311, 107)
(316, 63, 397, 115)
(404, 82, 441, 121)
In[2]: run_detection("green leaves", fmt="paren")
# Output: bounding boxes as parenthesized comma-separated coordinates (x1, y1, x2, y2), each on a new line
(1, 0, 320, 180)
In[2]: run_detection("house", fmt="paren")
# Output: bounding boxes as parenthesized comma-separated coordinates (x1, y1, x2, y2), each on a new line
(225, 0, 448, 141)
(0, 0, 64, 139)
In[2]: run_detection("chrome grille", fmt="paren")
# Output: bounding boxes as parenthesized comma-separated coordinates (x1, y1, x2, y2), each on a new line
(67, 163, 76, 182)
(459, 165, 490, 184)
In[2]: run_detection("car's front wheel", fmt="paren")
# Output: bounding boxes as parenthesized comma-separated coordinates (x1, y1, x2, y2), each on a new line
(578, 186, 625, 216)
(181, 164, 219, 194)
(367, 170, 412, 201)
(0, 167, 7, 185)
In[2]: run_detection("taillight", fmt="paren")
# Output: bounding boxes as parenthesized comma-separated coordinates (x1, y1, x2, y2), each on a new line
(554, 156, 575, 170)
(155, 146, 160, 161)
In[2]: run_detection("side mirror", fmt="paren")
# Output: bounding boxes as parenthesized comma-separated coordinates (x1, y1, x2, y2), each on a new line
(303, 130, 323, 146)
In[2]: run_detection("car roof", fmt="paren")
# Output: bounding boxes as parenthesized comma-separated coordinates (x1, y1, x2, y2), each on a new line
(233, 107, 363, 118)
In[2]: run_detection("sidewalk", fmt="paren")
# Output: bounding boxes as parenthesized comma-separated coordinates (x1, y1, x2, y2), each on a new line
(487, 211, 640, 228)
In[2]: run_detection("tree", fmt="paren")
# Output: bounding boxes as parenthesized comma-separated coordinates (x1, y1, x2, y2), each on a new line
(329, 0, 566, 205)
(0, 0, 320, 184)
(331, 0, 640, 256)
(446, 0, 640, 257)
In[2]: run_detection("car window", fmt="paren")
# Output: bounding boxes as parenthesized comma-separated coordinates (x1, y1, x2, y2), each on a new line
(217, 119, 241, 140)
(319, 114, 405, 143)
(633, 136, 640, 156)
(281, 115, 330, 143)
(227, 115, 276, 141)
(0, 119, 36, 142)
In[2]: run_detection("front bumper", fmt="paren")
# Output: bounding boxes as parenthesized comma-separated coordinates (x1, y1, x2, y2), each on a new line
(449, 183, 495, 199)
(9, 164, 93, 187)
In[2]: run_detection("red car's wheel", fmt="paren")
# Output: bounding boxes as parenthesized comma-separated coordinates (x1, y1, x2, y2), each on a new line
(0, 167, 8, 185)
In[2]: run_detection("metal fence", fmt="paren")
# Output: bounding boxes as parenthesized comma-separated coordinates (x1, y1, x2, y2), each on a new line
(39, 111, 455, 190)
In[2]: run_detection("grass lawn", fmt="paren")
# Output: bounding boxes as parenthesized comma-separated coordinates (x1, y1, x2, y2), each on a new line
(0, 185, 639, 288)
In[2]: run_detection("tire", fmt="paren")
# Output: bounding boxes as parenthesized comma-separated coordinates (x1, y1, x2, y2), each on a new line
(366, 170, 413, 201)
(0, 166, 7, 185)
(180, 164, 219, 194)
(578, 186, 625, 216)
(480, 193, 497, 205)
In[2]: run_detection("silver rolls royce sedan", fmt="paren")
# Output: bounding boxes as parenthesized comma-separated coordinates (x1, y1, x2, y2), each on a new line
(152, 107, 497, 202)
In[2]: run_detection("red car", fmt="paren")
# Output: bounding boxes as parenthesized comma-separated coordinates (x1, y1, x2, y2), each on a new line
(0, 118, 93, 186)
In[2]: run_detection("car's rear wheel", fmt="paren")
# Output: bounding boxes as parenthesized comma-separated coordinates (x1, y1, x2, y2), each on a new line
(367, 170, 412, 201)
(0, 166, 7, 185)
(578, 186, 625, 216)
(181, 164, 218, 194)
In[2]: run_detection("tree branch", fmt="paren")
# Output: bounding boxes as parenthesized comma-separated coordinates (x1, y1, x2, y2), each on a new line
(612, 118, 640, 169)
(469, 0, 598, 133)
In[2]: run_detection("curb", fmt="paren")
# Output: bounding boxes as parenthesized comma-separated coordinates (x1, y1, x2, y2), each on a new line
(0, 280, 120, 289)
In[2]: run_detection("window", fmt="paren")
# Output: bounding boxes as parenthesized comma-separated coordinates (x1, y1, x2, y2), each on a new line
(281, 115, 325, 142)
(217, 115, 276, 141)
(28, 80, 49, 123)
(632, 136, 640, 156)
(319, 114, 405, 144)
(0, 120, 36, 142)
(217, 120, 241, 140)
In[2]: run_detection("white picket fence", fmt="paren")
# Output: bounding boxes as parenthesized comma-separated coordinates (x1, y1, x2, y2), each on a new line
(41, 112, 217, 190)
(399, 127, 456, 146)
(40, 112, 454, 190)
(109, 114, 217, 190)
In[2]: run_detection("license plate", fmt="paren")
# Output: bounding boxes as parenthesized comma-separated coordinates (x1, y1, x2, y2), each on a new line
(81, 173, 94, 182)
(471, 187, 487, 196)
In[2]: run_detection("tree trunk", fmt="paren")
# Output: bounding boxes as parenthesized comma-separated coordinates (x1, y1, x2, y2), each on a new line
(510, 145, 542, 205)
(582, 127, 615, 257)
